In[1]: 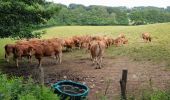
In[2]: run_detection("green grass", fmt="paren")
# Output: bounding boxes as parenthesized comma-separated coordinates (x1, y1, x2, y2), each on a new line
(1, 23, 170, 67)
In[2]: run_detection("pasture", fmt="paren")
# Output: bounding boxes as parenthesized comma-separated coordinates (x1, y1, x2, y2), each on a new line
(0, 23, 170, 99)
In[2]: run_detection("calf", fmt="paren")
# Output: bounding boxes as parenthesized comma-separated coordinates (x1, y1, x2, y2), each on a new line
(142, 33, 151, 42)
(89, 40, 105, 69)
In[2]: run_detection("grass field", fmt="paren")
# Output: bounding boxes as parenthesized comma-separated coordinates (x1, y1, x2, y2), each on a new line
(1, 23, 170, 67)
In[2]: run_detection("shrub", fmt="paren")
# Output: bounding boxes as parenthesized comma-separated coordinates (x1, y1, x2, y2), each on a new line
(0, 73, 59, 100)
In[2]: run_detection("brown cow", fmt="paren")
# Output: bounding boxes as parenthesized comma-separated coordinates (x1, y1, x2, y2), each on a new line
(80, 35, 92, 49)
(29, 42, 62, 67)
(89, 40, 105, 69)
(113, 37, 123, 47)
(64, 38, 75, 51)
(113, 33, 128, 46)
(13, 44, 33, 67)
(142, 33, 151, 42)
(4, 44, 16, 62)
(72, 36, 81, 49)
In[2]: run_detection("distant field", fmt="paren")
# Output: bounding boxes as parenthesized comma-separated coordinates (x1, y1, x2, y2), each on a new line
(1, 23, 170, 67)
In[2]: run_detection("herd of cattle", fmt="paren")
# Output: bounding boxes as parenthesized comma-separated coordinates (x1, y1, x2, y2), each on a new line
(4, 32, 151, 69)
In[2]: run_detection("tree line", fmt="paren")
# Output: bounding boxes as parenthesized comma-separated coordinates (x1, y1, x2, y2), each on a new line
(1, 0, 170, 39)
(43, 3, 170, 27)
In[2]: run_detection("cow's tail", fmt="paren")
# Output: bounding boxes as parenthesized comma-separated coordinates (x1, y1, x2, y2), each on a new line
(95, 43, 100, 56)
(98, 42, 101, 51)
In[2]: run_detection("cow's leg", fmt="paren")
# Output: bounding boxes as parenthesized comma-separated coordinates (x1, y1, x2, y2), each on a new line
(90, 54, 92, 60)
(144, 38, 147, 43)
(59, 52, 62, 64)
(29, 56, 32, 64)
(147, 38, 149, 43)
(70, 46, 72, 52)
(27, 55, 31, 63)
(16, 58, 19, 68)
(5, 53, 9, 62)
(92, 56, 96, 65)
(55, 52, 62, 64)
(38, 58, 42, 67)
(95, 58, 100, 69)
(98, 57, 103, 69)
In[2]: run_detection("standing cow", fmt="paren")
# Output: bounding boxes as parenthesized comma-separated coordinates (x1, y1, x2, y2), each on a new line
(88, 40, 105, 69)
(142, 33, 152, 42)
(29, 42, 62, 67)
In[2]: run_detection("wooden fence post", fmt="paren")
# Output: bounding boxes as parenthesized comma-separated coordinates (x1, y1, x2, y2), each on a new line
(38, 66, 44, 85)
(120, 69, 128, 100)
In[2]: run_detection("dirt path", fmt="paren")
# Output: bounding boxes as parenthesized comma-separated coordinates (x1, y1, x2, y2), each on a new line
(1, 55, 170, 100)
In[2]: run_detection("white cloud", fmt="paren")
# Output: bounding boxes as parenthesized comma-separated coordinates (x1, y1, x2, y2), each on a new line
(46, 0, 170, 8)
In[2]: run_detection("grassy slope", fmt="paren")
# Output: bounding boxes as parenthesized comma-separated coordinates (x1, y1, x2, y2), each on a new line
(0, 23, 170, 67)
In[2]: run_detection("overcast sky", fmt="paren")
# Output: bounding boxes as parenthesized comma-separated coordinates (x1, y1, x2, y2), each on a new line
(46, 0, 170, 8)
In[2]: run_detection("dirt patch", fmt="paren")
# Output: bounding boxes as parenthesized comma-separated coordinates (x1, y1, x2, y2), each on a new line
(1, 55, 170, 100)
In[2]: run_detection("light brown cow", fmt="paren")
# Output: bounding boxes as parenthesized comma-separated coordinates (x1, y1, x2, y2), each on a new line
(113, 33, 128, 46)
(13, 44, 33, 67)
(142, 33, 151, 42)
(80, 35, 92, 49)
(64, 38, 75, 51)
(89, 40, 105, 69)
(29, 42, 62, 67)
(72, 36, 82, 49)
(113, 37, 123, 47)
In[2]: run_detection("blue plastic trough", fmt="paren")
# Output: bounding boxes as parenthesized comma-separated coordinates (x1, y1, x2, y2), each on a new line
(52, 80, 89, 100)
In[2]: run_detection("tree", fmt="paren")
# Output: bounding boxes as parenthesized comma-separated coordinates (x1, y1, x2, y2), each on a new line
(0, 0, 58, 39)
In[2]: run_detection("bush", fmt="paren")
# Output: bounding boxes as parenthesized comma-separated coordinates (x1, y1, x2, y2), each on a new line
(0, 73, 59, 100)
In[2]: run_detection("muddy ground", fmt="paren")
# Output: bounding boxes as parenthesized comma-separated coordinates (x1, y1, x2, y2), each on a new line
(1, 51, 170, 100)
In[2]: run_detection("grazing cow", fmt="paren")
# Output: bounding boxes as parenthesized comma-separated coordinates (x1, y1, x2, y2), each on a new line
(72, 36, 81, 49)
(80, 35, 92, 49)
(113, 33, 128, 46)
(118, 33, 125, 38)
(89, 40, 105, 69)
(142, 33, 151, 42)
(113, 37, 123, 47)
(121, 38, 128, 44)
(64, 38, 75, 51)
(4, 44, 15, 62)
(29, 42, 62, 67)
